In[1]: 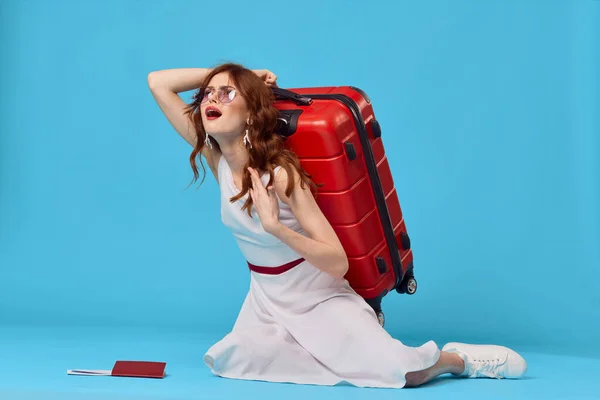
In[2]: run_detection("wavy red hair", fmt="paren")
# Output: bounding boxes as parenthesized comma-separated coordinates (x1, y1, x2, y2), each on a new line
(183, 63, 321, 215)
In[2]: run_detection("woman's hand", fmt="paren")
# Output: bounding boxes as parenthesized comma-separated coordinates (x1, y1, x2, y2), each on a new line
(248, 167, 281, 233)
(252, 69, 278, 86)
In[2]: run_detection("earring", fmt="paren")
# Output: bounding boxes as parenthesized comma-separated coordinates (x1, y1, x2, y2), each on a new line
(243, 129, 252, 149)
(204, 134, 212, 149)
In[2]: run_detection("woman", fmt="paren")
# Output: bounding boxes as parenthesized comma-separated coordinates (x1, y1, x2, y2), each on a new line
(147, 63, 527, 388)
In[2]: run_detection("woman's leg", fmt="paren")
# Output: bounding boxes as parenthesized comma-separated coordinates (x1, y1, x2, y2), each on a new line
(404, 351, 465, 387)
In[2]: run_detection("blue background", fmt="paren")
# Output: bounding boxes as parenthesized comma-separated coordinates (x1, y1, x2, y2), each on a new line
(1, 0, 598, 398)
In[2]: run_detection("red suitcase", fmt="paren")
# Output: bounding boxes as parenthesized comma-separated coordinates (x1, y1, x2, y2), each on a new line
(272, 87, 417, 326)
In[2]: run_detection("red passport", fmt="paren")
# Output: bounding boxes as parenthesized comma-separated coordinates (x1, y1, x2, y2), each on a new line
(67, 361, 167, 378)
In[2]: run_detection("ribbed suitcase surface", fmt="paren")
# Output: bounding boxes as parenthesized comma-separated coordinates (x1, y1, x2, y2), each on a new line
(273, 87, 417, 325)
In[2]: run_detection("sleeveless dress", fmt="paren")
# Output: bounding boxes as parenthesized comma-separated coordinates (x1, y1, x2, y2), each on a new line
(203, 156, 441, 388)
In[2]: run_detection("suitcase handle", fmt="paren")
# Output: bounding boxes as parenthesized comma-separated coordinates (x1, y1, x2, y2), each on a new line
(272, 87, 313, 106)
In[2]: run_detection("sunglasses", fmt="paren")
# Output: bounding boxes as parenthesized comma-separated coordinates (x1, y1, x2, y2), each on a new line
(197, 85, 237, 104)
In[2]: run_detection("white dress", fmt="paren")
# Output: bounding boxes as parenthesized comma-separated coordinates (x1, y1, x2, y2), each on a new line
(203, 156, 441, 388)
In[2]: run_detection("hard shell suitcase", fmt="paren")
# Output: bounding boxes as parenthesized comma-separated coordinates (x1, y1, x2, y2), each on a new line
(272, 87, 417, 326)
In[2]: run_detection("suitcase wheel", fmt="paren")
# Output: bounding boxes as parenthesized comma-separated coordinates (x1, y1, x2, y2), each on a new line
(397, 277, 418, 295)
(376, 311, 385, 327)
(406, 277, 417, 295)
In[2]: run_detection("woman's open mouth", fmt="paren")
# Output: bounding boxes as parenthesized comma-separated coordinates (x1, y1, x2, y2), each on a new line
(205, 106, 222, 120)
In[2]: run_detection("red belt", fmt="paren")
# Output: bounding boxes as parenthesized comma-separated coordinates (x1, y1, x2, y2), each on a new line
(247, 258, 305, 275)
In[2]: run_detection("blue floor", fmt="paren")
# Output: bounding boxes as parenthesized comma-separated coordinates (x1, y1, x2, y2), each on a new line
(0, 325, 596, 400)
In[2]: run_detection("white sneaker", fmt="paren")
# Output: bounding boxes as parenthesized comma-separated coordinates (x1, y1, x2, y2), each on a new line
(442, 342, 527, 379)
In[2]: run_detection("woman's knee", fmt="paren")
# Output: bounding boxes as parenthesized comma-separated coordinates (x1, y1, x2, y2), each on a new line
(404, 370, 428, 387)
